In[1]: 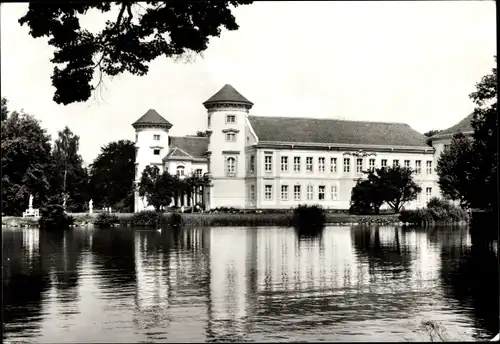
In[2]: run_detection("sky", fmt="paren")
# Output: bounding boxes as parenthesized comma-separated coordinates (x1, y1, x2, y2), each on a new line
(1, 1, 496, 164)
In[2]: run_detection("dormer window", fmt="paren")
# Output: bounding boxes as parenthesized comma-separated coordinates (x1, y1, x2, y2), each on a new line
(153, 134, 160, 141)
(226, 115, 236, 124)
(226, 133, 236, 142)
(153, 149, 160, 155)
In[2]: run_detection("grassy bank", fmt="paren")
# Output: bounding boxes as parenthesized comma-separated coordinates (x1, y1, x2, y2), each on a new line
(2, 211, 402, 228)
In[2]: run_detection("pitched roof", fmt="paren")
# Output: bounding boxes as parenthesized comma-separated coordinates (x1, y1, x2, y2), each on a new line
(203, 84, 253, 107)
(248, 116, 428, 147)
(165, 147, 193, 160)
(167, 136, 208, 160)
(436, 113, 474, 136)
(132, 109, 173, 129)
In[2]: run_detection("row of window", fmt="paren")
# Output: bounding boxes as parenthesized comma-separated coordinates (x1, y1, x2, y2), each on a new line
(170, 166, 203, 177)
(251, 156, 434, 175)
(258, 184, 433, 202)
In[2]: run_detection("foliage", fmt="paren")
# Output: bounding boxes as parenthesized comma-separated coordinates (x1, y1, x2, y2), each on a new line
(292, 205, 325, 234)
(1, 97, 8, 121)
(130, 210, 166, 227)
(39, 194, 75, 230)
(138, 166, 177, 211)
(468, 56, 497, 212)
(195, 130, 210, 137)
(18, 2, 253, 105)
(94, 212, 119, 228)
(399, 198, 468, 226)
(1, 108, 53, 215)
(423, 129, 441, 146)
(50, 126, 89, 212)
(436, 133, 475, 208)
(349, 166, 421, 214)
(88, 140, 135, 211)
(349, 172, 385, 215)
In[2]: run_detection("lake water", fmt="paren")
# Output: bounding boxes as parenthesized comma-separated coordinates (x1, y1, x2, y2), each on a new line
(2, 225, 498, 342)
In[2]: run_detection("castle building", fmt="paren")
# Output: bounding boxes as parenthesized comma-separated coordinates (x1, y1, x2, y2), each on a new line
(133, 84, 470, 213)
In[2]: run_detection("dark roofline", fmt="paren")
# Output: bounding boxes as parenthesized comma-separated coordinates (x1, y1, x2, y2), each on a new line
(249, 115, 409, 126)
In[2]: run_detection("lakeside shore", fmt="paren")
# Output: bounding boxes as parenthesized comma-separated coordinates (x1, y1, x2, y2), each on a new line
(2, 212, 404, 228)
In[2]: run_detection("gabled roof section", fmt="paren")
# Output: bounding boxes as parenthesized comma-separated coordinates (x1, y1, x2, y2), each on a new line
(248, 116, 428, 147)
(165, 147, 193, 160)
(166, 136, 209, 160)
(132, 109, 173, 129)
(203, 84, 253, 108)
(435, 113, 474, 136)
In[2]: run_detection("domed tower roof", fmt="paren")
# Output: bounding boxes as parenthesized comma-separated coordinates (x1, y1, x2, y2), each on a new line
(132, 109, 173, 129)
(203, 84, 253, 109)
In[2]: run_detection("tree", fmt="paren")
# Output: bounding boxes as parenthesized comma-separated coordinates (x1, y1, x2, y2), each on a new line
(195, 130, 210, 137)
(88, 140, 135, 211)
(424, 129, 441, 146)
(18, 2, 253, 105)
(1, 97, 8, 121)
(436, 132, 475, 208)
(138, 165, 176, 211)
(468, 56, 497, 212)
(1, 110, 53, 215)
(350, 172, 385, 215)
(377, 166, 422, 213)
(50, 127, 89, 212)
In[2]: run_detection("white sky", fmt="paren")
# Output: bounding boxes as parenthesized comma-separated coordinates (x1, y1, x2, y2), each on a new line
(1, 1, 496, 163)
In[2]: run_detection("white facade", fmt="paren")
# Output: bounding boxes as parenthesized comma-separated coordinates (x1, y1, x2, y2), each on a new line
(133, 85, 471, 213)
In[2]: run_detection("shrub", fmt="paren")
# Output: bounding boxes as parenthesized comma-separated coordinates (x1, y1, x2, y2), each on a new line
(292, 205, 325, 235)
(130, 210, 166, 227)
(94, 212, 120, 228)
(399, 198, 468, 226)
(39, 196, 74, 230)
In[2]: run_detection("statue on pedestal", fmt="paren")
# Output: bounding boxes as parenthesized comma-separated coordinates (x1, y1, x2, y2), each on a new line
(89, 199, 93, 214)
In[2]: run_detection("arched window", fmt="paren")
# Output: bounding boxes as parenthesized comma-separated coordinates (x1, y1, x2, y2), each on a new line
(176, 165, 185, 177)
(226, 157, 236, 177)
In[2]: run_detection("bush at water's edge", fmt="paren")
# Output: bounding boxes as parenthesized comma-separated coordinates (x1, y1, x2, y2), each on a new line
(399, 198, 468, 227)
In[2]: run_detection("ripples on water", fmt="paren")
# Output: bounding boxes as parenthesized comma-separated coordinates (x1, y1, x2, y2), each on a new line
(2, 225, 498, 343)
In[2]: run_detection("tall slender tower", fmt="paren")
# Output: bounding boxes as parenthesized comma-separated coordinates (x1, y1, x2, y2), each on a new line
(132, 109, 173, 212)
(203, 84, 253, 209)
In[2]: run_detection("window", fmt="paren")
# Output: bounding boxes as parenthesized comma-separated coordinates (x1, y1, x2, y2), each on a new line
(226, 133, 236, 142)
(249, 155, 255, 173)
(404, 160, 410, 168)
(153, 149, 160, 155)
(153, 134, 160, 141)
(307, 185, 313, 200)
(176, 166, 185, 176)
(415, 160, 422, 174)
(381, 159, 387, 168)
(343, 158, 350, 173)
(426, 187, 432, 203)
(281, 185, 289, 200)
(135, 134, 138, 142)
(369, 159, 375, 171)
(195, 169, 203, 178)
(294, 157, 301, 172)
(306, 157, 313, 172)
(281, 156, 289, 172)
(226, 115, 236, 123)
(356, 158, 363, 173)
(250, 185, 255, 200)
(426, 161, 432, 175)
(318, 185, 325, 200)
(265, 155, 273, 172)
(331, 185, 338, 200)
(226, 157, 236, 177)
(265, 185, 273, 200)
(330, 157, 337, 173)
(318, 157, 325, 172)
(393, 159, 399, 167)
(294, 185, 301, 200)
